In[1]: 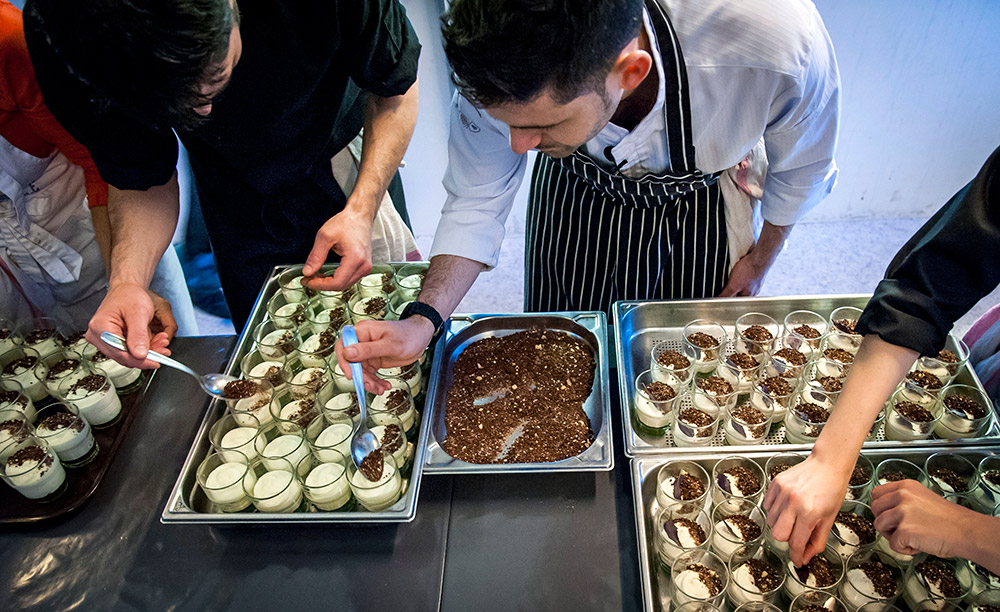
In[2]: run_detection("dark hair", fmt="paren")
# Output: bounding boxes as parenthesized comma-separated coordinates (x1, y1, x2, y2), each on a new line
(23, 0, 238, 131)
(442, 0, 643, 108)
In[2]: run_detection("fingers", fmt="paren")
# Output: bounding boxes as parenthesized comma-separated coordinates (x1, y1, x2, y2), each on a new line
(302, 230, 335, 278)
(788, 516, 817, 566)
(870, 488, 905, 516)
(717, 282, 739, 298)
(153, 301, 179, 341)
(327, 246, 370, 290)
(802, 514, 836, 563)
(873, 505, 903, 536)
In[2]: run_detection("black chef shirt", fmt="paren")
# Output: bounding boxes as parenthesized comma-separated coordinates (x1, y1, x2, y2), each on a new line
(858, 145, 1000, 356)
(25, 0, 421, 327)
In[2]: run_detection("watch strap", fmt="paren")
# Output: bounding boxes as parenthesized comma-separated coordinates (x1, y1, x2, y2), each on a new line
(400, 300, 445, 335)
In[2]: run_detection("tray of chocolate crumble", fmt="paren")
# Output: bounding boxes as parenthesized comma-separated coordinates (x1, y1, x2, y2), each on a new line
(162, 262, 439, 524)
(613, 295, 998, 457)
(421, 312, 613, 474)
(631, 447, 1000, 612)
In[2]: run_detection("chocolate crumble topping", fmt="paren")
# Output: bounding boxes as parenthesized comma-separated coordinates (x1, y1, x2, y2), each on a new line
(673, 471, 707, 501)
(906, 370, 944, 390)
(685, 564, 723, 596)
(795, 555, 837, 587)
(46, 358, 80, 379)
(39, 411, 85, 433)
(263, 365, 283, 388)
(380, 423, 404, 454)
(817, 376, 844, 392)
(678, 408, 715, 435)
(773, 347, 807, 366)
(719, 465, 762, 496)
(642, 381, 676, 401)
(915, 560, 963, 598)
(314, 329, 338, 358)
(362, 296, 387, 316)
(0, 389, 24, 407)
(850, 463, 872, 487)
(0, 328, 11, 340)
(833, 318, 859, 335)
(687, 332, 720, 349)
(879, 471, 908, 483)
(7, 445, 53, 476)
(983, 469, 1000, 488)
(798, 606, 832, 612)
(728, 352, 759, 370)
(3, 355, 38, 376)
(929, 468, 969, 493)
(742, 325, 774, 343)
(655, 349, 690, 370)
(944, 394, 987, 419)
(858, 561, 899, 598)
(794, 324, 822, 339)
(731, 404, 767, 425)
(796, 403, 830, 424)
(769, 463, 793, 480)
(937, 349, 960, 364)
(69, 374, 109, 394)
(744, 558, 782, 592)
(358, 450, 385, 481)
(834, 511, 876, 545)
(696, 376, 733, 396)
(894, 401, 935, 422)
(62, 331, 86, 347)
(824, 348, 855, 364)
(25, 328, 57, 344)
(667, 517, 706, 545)
(724, 514, 761, 541)
(383, 389, 411, 416)
(224, 379, 261, 399)
(760, 376, 793, 396)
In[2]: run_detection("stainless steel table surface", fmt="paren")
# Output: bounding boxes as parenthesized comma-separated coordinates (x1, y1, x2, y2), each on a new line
(0, 336, 641, 612)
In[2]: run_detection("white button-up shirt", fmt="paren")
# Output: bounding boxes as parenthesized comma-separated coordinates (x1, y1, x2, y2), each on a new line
(431, 0, 840, 269)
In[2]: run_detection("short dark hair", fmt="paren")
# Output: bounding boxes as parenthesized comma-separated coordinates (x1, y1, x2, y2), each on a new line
(442, 0, 643, 108)
(23, 0, 238, 131)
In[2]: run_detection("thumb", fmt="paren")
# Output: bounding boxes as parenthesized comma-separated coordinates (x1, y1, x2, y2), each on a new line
(303, 231, 334, 276)
(124, 308, 152, 360)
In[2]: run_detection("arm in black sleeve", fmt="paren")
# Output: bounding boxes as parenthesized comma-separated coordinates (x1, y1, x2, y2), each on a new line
(339, 0, 420, 98)
(856, 145, 1000, 356)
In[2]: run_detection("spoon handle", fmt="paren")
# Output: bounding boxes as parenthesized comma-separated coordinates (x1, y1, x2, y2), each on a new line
(100, 331, 199, 380)
(339, 326, 369, 415)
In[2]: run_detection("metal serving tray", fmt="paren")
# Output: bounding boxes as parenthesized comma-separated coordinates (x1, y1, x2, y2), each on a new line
(162, 263, 436, 524)
(613, 295, 998, 457)
(632, 447, 1000, 612)
(422, 312, 613, 474)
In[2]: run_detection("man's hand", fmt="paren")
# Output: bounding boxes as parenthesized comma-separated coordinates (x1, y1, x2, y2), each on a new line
(718, 221, 793, 297)
(335, 317, 435, 393)
(302, 206, 374, 292)
(86, 283, 177, 369)
(763, 454, 851, 566)
(871, 479, 979, 560)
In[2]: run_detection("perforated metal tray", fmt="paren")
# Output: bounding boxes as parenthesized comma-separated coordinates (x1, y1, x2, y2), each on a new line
(162, 263, 436, 524)
(632, 447, 1000, 612)
(422, 312, 613, 474)
(613, 295, 997, 457)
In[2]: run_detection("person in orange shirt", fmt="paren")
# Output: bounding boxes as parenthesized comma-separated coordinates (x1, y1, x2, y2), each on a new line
(0, 0, 194, 335)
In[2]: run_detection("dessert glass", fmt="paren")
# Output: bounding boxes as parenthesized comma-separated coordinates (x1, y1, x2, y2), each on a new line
(749, 375, 797, 424)
(808, 357, 849, 398)
(88, 350, 143, 392)
(718, 350, 761, 395)
(692, 371, 738, 414)
(975, 455, 1000, 512)
(293, 326, 338, 371)
(245, 456, 305, 513)
(901, 555, 971, 610)
(670, 549, 729, 608)
(785, 390, 835, 444)
(307, 296, 349, 332)
(839, 550, 902, 612)
(367, 412, 410, 478)
(1, 435, 66, 501)
(0, 407, 33, 462)
(0, 346, 47, 402)
(711, 456, 765, 505)
(655, 460, 711, 511)
(35, 348, 84, 396)
(967, 587, 1000, 611)
(378, 362, 423, 397)
(269, 385, 321, 436)
(299, 450, 355, 512)
(727, 546, 786, 606)
(228, 382, 276, 433)
(844, 455, 875, 505)
(723, 402, 772, 446)
(280, 355, 329, 397)
(855, 605, 903, 612)
(789, 590, 847, 612)
(306, 411, 356, 463)
(654, 501, 712, 568)
(734, 312, 780, 361)
(873, 458, 925, 488)
(210, 413, 267, 463)
(197, 450, 257, 512)
(370, 378, 418, 438)
(277, 266, 314, 303)
(783, 309, 829, 361)
(710, 497, 765, 562)
(682, 319, 728, 374)
(650, 341, 693, 387)
(671, 404, 721, 447)
(0, 379, 36, 421)
(348, 290, 390, 323)
(34, 402, 98, 467)
(827, 307, 864, 354)
(266, 291, 309, 329)
(252, 320, 300, 362)
(910, 600, 961, 612)
(633, 369, 681, 436)
(784, 545, 845, 600)
(393, 263, 425, 302)
(912, 337, 969, 387)
(830, 501, 878, 558)
(934, 384, 993, 439)
(319, 390, 361, 424)
(764, 452, 806, 487)
(55, 362, 122, 428)
(766, 336, 810, 382)
(924, 453, 978, 501)
(348, 451, 403, 512)
(357, 264, 395, 297)
(23, 317, 61, 357)
(884, 387, 941, 441)
(0, 317, 23, 355)
(261, 424, 311, 476)
(674, 603, 723, 612)
(240, 350, 287, 390)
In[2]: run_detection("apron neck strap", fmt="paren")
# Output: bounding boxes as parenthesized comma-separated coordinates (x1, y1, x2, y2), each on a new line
(644, 0, 698, 173)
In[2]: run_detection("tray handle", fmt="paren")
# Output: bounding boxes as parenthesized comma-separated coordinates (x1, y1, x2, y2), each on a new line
(445, 315, 476, 340)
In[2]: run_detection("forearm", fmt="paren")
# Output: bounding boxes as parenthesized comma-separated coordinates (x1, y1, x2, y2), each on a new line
(107, 175, 180, 288)
(967, 513, 1000, 575)
(812, 335, 918, 470)
(418, 254, 485, 319)
(351, 80, 419, 218)
(89, 206, 112, 275)
(752, 220, 793, 264)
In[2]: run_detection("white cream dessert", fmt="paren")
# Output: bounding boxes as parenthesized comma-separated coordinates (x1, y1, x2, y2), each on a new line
(635, 381, 677, 430)
(42, 357, 81, 384)
(840, 561, 900, 610)
(785, 555, 840, 598)
(693, 377, 734, 410)
(219, 426, 266, 462)
(828, 318, 862, 351)
(91, 351, 142, 389)
(0, 327, 20, 354)
(36, 411, 95, 464)
(935, 394, 989, 438)
(203, 461, 255, 510)
(885, 400, 936, 441)
(323, 392, 360, 421)
(251, 470, 302, 512)
(63, 373, 121, 426)
(379, 364, 422, 396)
(279, 275, 310, 302)
(352, 295, 388, 321)
(829, 511, 877, 557)
(263, 435, 310, 475)
(370, 388, 415, 432)
(672, 408, 717, 447)
(358, 272, 393, 297)
(248, 360, 285, 389)
(724, 405, 770, 445)
(715, 465, 763, 500)
(711, 514, 762, 559)
(658, 517, 708, 563)
(0, 415, 31, 459)
(395, 273, 424, 301)
(350, 450, 401, 511)
(659, 470, 708, 504)
(719, 353, 760, 392)
(729, 558, 783, 603)
(736, 325, 775, 361)
(304, 462, 353, 510)
(312, 421, 354, 462)
(258, 329, 297, 360)
(0, 388, 34, 421)
(24, 328, 60, 357)
(5, 444, 66, 499)
(298, 330, 338, 368)
(232, 394, 274, 430)
(750, 376, 795, 422)
(276, 399, 317, 434)
(651, 349, 691, 384)
(309, 306, 348, 329)
(903, 559, 967, 609)
(785, 401, 831, 444)
(332, 362, 355, 393)
(685, 332, 724, 374)
(289, 367, 327, 397)
(271, 302, 307, 329)
(673, 564, 725, 603)
(2, 354, 47, 401)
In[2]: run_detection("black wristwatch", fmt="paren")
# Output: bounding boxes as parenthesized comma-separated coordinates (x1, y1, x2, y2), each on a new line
(400, 301, 446, 338)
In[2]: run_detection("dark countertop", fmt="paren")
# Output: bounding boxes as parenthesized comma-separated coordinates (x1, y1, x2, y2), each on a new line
(0, 336, 641, 612)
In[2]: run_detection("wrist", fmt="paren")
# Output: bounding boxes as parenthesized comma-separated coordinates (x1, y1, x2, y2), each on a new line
(344, 189, 381, 221)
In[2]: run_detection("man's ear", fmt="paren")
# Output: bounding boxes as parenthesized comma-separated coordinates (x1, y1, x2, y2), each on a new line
(612, 42, 652, 92)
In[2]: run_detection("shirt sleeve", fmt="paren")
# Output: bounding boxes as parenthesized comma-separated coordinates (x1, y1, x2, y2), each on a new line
(759, 5, 841, 226)
(339, 0, 420, 98)
(429, 93, 527, 269)
(856, 145, 1000, 356)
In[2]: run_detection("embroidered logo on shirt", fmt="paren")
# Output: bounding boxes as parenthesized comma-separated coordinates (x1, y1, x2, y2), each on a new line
(459, 112, 481, 133)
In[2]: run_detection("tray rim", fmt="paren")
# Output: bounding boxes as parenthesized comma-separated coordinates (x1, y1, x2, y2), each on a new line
(421, 311, 614, 474)
(613, 295, 998, 458)
(630, 446, 1000, 612)
(161, 263, 434, 524)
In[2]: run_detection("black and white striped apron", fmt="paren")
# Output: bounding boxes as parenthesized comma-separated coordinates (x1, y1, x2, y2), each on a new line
(525, 0, 729, 314)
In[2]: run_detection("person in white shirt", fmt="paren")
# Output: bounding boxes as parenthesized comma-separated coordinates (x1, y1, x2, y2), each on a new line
(338, 0, 841, 386)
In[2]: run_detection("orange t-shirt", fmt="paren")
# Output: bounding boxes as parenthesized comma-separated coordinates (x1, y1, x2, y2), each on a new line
(0, 0, 108, 207)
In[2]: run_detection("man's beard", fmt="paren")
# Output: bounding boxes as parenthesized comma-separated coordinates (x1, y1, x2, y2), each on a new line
(537, 90, 618, 159)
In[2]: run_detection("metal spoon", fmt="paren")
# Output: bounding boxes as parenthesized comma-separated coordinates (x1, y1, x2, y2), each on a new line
(100, 331, 238, 398)
(339, 325, 381, 468)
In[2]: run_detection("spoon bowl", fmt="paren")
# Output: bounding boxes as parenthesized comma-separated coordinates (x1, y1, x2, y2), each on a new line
(100, 331, 238, 398)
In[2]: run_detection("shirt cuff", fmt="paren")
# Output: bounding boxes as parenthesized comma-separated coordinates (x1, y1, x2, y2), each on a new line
(856, 278, 950, 357)
(759, 165, 838, 226)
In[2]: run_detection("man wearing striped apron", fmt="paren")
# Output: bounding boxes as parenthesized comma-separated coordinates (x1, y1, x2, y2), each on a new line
(339, 0, 840, 381)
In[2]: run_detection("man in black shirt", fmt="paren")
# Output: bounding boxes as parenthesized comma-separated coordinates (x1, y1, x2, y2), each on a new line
(23, 0, 420, 367)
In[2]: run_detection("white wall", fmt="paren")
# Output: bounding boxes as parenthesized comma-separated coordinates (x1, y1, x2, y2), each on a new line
(399, 0, 1000, 238)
